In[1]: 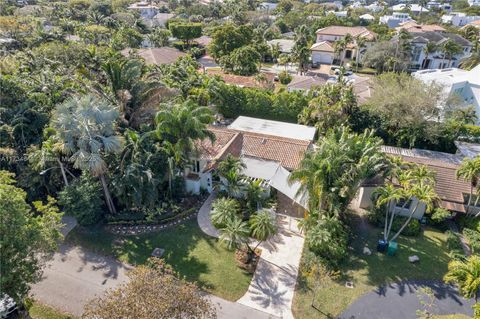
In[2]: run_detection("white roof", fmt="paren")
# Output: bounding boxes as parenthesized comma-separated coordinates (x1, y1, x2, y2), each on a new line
(360, 13, 375, 20)
(392, 3, 429, 12)
(413, 65, 480, 88)
(241, 156, 281, 180)
(228, 116, 316, 141)
(269, 166, 309, 210)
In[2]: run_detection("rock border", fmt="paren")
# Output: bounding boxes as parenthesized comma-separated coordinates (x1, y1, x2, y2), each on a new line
(106, 212, 198, 236)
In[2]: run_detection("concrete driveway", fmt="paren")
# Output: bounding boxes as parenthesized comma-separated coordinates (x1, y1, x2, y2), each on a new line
(31, 244, 131, 316)
(339, 280, 475, 319)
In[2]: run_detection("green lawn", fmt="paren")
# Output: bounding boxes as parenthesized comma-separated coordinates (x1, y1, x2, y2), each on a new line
(29, 301, 77, 319)
(293, 215, 452, 319)
(66, 220, 252, 301)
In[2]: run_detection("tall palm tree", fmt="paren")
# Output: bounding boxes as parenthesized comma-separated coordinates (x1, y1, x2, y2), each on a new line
(250, 209, 277, 250)
(457, 157, 480, 215)
(373, 184, 402, 241)
(153, 100, 215, 163)
(355, 36, 366, 72)
(389, 182, 438, 242)
(52, 94, 124, 214)
(421, 42, 437, 69)
(460, 50, 480, 71)
(442, 40, 462, 69)
(334, 39, 346, 65)
(444, 255, 480, 302)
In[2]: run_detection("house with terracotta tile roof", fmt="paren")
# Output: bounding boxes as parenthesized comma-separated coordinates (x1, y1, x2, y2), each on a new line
(311, 26, 376, 65)
(185, 116, 315, 216)
(353, 145, 473, 219)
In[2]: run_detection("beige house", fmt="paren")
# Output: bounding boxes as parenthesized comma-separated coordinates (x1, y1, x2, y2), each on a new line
(353, 146, 472, 219)
(311, 26, 376, 65)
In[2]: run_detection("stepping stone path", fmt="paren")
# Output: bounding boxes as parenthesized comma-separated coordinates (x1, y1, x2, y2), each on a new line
(106, 212, 198, 236)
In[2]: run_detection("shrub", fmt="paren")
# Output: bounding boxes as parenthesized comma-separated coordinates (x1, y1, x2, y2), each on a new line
(58, 174, 104, 225)
(306, 216, 348, 267)
(463, 228, 480, 253)
(278, 71, 292, 85)
(431, 207, 451, 223)
(445, 230, 465, 259)
(210, 197, 241, 228)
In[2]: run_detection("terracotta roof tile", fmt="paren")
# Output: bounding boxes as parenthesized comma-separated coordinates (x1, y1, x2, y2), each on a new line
(315, 26, 376, 40)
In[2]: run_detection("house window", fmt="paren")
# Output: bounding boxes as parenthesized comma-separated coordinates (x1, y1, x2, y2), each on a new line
(396, 198, 412, 209)
(412, 47, 422, 62)
(192, 160, 200, 173)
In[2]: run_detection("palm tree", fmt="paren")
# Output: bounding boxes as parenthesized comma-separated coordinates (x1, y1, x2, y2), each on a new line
(270, 42, 281, 63)
(394, 29, 411, 71)
(101, 58, 168, 128)
(456, 157, 480, 215)
(217, 154, 246, 178)
(210, 197, 240, 228)
(334, 39, 346, 65)
(219, 216, 250, 250)
(421, 42, 437, 69)
(355, 36, 366, 72)
(442, 40, 463, 69)
(52, 94, 124, 214)
(389, 182, 438, 242)
(153, 100, 215, 164)
(373, 184, 402, 241)
(444, 255, 480, 302)
(250, 209, 277, 250)
(245, 180, 265, 212)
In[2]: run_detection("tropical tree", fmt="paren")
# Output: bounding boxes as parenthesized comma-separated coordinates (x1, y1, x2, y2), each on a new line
(355, 35, 366, 71)
(210, 197, 241, 228)
(444, 255, 480, 302)
(216, 154, 246, 198)
(290, 126, 386, 215)
(0, 171, 63, 302)
(292, 25, 312, 74)
(460, 49, 480, 70)
(250, 209, 277, 250)
(101, 58, 167, 128)
(245, 179, 265, 212)
(83, 259, 216, 319)
(373, 183, 403, 241)
(153, 100, 215, 166)
(456, 156, 480, 215)
(219, 216, 250, 250)
(51, 94, 124, 215)
(421, 42, 437, 69)
(442, 40, 462, 68)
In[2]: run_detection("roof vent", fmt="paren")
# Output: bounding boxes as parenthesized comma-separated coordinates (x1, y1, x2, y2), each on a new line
(261, 138, 266, 144)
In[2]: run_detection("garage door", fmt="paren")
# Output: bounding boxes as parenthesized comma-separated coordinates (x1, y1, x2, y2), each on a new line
(312, 51, 333, 64)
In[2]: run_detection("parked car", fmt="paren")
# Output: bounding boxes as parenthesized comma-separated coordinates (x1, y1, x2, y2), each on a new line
(0, 294, 17, 319)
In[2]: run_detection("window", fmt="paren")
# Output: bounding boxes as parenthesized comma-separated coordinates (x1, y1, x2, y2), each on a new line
(192, 160, 200, 173)
(396, 198, 412, 209)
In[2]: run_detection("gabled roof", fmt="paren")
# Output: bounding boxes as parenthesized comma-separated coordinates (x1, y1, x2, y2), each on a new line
(311, 41, 335, 52)
(396, 21, 445, 33)
(120, 47, 187, 65)
(410, 31, 472, 47)
(315, 26, 376, 40)
(381, 145, 471, 212)
(287, 75, 328, 91)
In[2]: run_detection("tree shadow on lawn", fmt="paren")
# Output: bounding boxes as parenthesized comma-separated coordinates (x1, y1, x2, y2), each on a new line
(66, 220, 250, 295)
(339, 214, 452, 294)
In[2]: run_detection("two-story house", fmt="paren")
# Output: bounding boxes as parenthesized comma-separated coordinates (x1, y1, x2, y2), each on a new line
(442, 12, 480, 26)
(380, 12, 415, 28)
(310, 26, 376, 65)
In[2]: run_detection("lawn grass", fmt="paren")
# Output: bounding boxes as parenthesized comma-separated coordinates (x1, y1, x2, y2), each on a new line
(66, 220, 252, 301)
(29, 301, 77, 319)
(293, 215, 452, 319)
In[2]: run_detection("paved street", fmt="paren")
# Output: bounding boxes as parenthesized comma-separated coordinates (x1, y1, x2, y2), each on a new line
(339, 280, 475, 319)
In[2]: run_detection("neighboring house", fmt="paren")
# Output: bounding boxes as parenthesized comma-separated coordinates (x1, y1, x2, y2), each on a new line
(287, 75, 328, 92)
(144, 12, 175, 28)
(391, 3, 429, 14)
(354, 145, 472, 219)
(186, 116, 316, 216)
(194, 35, 212, 47)
(327, 10, 348, 18)
(127, 1, 160, 19)
(267, 39, 295, 54)
(365, 2, 384, 12)
(395, 21, 446, 33)
(461, 20, 480, 30)
(427, 1, 452, 12)
(120, 47, 187, 65)
(359, 13, 375, 22)
(380, 12, 415, 28)
(469, 0, 480, 6)
(402, 31, 472, 69)
(442, 12, 480, 26)
(412, 65, 480, 122)
(311, 26, 376, 65)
